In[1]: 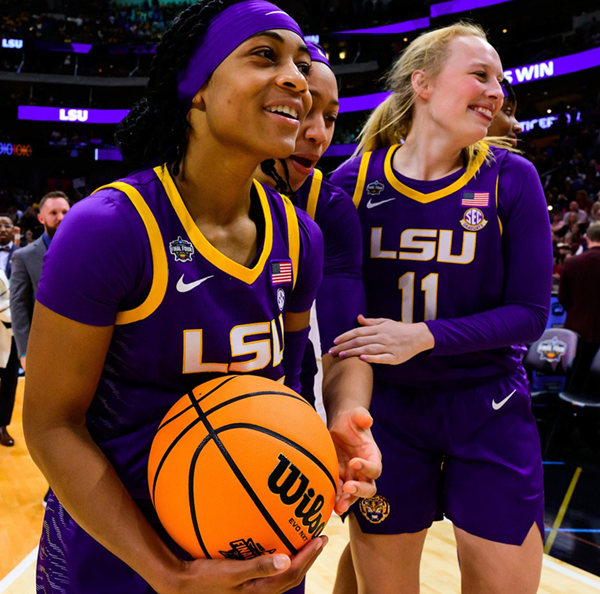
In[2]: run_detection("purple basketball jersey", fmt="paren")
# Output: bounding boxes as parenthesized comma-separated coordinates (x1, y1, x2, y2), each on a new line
(35, 164, 323, 592)
(294, 169, 365, 352)
(331, 144, 552, 389)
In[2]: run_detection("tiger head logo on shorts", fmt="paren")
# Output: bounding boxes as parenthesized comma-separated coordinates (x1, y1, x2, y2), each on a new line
(359, 495, 391, 524)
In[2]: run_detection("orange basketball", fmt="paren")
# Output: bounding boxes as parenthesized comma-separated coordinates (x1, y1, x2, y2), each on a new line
(147, 374, 339, 560)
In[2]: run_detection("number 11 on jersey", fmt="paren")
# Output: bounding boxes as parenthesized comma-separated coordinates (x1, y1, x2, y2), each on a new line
(398, 272, 439, 323)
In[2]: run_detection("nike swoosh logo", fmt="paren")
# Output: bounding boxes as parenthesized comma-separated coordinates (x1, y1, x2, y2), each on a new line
(176, 274, 214, 293)
(366, 197, 396, 209)
(492, 389, 516, 410)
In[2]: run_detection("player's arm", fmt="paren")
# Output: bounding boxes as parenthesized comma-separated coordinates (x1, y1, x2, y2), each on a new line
(23, 305, 177, 583)
(315, 188, 381, 511)
(283, 211, 324, 393)
(322, 354, 380, 513)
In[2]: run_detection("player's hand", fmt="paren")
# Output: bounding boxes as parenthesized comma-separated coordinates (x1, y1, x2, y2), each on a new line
(329, 314, 435, 365)
(162, 536, 327, 593)
(328, 406, 381, 515)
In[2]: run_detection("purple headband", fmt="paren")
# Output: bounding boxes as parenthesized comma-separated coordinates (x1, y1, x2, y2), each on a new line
(306, 41, 332, 70)
(177, 0, 304, 109)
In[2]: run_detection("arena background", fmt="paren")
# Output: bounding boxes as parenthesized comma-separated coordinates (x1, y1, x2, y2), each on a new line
(1, 0, 599, 588)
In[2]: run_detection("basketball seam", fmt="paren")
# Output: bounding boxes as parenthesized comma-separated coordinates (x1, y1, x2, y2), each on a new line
(216, 423, 338, 493)
(203, 390, 309, 417)
(156, 390, 308, 441)
(187, 394, 300, 557)
(150, 415, 204, 503)
(157, 376, 239, 431)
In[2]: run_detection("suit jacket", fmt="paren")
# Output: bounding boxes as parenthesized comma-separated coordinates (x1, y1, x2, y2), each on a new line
(0, 269, 12, 367)
(9, 236, 47, 356)
(558, 246, 600, 343)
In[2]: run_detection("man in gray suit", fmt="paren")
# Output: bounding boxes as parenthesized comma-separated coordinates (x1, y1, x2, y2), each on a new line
(10, 191, 70, 372)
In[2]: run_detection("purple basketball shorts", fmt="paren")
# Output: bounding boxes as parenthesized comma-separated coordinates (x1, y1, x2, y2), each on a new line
(351, 368, 544, 545)
(37, 491, 306, 593)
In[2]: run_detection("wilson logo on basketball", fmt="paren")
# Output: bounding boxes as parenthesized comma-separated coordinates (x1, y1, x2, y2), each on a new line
(268, 453, 327, 541)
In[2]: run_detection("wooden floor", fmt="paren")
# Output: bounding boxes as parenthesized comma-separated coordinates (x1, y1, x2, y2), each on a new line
(2, 379, 600, 593)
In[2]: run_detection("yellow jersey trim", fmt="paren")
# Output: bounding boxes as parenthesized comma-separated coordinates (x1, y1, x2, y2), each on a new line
(281, 194, 300, 290)
(155, 166, 273, 286)
(383, 143, 489, 204)
(92, 181, 168, 325)
(495, 173, 503, 236)
(353, 152, 372, 208)
(305, 168, 323, 221)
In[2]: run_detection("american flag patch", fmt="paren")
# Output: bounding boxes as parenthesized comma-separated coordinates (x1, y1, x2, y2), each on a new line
(461, 191, 489, 207)
(271, 260, 292, 285)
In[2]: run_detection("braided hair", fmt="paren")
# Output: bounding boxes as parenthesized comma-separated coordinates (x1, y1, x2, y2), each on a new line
(260, 159, 298, 204)
(115, 0, 240, 173)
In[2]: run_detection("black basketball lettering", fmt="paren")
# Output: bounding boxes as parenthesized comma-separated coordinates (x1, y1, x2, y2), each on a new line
(268, 453, 309, 504)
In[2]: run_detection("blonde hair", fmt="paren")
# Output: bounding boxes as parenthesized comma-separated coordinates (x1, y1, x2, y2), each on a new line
(356, 22, 492, 164)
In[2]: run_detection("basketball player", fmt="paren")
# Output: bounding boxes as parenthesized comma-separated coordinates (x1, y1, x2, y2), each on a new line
(328, 22, 553, 593)
(255, 42, 380, 520)
(488, 78, 522, 146)
(22, 2, 375, 592)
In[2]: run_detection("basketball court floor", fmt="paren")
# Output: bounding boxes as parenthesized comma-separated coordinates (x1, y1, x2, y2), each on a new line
(2, 376, 600, 593)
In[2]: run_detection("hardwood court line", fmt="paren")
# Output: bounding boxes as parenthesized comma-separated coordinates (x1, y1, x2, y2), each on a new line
(543, 557, 600, 590)
(545, 465, 583, 554)
(0, 547, 37, 593)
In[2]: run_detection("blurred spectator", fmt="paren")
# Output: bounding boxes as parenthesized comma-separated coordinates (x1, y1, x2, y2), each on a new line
(0, 215, 19, 447)
(10, 191, 70, 372)
(559, 222, 600, 391)
(563, 200, 589, 224)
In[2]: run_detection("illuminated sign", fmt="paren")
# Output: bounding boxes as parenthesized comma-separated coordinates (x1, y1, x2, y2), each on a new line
(334, 0, 510, 35)
(34, 40, 92, 54)
(95, 147, 123, 161)
(1, 38, 24, 49)
(18, 106, 129, 124)
(59, 109, 89, 122)
(520, 111, 582, 133)
(336, 17, 430, 35)
(339, 91, 390, 113)
(304, 35, 320, 44)
(504, 47, 600, 85)
(430, 0, 511, 18)
(0, 142, 33, 157)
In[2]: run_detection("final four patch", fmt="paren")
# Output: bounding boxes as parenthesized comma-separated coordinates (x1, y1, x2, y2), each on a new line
(359, 495, 390, 524)
(169, 236, 194, 262)
(537, 336, 567, 365)
(366, 180, 385, 196)
(460, 208, 488, 231)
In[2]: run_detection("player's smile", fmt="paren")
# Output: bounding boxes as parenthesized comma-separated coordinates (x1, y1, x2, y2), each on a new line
(469, 104, 495, 122)
(263, 100, 303, 128)
(289, 153, 319, 176)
